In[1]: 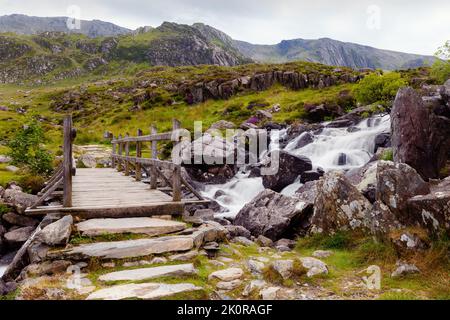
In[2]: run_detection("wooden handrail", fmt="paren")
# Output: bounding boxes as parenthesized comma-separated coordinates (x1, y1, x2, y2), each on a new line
(63, 115, 75, 207)
(111, 119, 204, 201)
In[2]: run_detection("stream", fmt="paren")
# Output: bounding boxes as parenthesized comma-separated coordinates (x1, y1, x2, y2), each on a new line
(202, 114, 391, 218)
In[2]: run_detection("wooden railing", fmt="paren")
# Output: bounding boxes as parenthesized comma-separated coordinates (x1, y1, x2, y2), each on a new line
(111, 119, 204, 202)
(31, 115, 76, 209)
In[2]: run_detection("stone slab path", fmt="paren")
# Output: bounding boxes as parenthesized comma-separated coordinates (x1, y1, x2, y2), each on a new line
(87, 282, 202, 300)
(76, 217, 186, 237)
(99, 263, 196, 282)
(50, 235, 194, 260)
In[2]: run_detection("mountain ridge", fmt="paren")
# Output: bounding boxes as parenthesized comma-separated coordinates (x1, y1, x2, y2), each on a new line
(0, 15, 437, 75)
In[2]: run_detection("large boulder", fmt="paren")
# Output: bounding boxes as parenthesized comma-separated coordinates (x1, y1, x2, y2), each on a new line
(2, 189, 39, 214)
(376, 161, 430, 224)
(307, 171, 373, 234)
(391, 87, 450, 180)
(234, 189, 313, 240)
(261, 150, 312, 192)
(4, 226, 35, 245)
(36, 215, 73, 246)
(407, 177, 450, 236)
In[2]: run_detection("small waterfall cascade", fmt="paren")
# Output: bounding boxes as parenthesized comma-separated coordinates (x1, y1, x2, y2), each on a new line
(202, 114, 391, 217)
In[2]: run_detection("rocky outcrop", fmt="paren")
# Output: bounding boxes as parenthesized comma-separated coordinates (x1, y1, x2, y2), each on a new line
(376, 161, 430, 224)
(234, 189, 313, 240)
(308, 172, 372, 234)
(261, 151, 312, 192)
(391, 87, 450, 180)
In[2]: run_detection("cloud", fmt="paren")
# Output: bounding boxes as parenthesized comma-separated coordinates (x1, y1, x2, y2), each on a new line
(0, 0, 448, 55)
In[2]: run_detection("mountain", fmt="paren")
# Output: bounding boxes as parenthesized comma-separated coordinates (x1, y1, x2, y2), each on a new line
(233, 37, 435, 70)
(0, 14, 130, 37)
(0, 22, 251, 84)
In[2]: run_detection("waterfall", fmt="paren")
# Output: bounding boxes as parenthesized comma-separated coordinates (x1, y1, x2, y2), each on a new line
(201, 114, 391, 218)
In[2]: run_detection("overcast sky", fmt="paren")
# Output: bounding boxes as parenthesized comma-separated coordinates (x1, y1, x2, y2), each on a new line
(1, 0, 448, 55)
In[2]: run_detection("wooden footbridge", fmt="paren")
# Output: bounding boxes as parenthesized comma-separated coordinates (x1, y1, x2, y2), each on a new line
(25, 115, 207, 218)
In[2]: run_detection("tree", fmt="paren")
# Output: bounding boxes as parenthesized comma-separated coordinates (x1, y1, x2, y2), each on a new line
(354, 72, 407, 106)
(7, 119, 54, 175)
(431, 40, 450, 84)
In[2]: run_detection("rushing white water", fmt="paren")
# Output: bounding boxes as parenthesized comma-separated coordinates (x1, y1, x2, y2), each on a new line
(202, 172, 265, 218)
(202, 114, 391, 218)
(286, 115, 390, 171)
(0, 265, 7, 277)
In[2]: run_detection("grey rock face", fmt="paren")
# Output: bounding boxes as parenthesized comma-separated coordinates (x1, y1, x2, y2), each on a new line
(234, 189, 312, 240)
(376, 161, 430, 223)
(391, 87, 450, 180)
(2, 189, 39, 214)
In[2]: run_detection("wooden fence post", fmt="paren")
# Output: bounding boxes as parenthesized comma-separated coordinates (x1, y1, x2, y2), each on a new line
(63, 115, 73, 207)
(111, 137, 116, 168)
(124, 133, 130, 176)
(150, 124, 158, 189)
(172, 165, 181, 202)
(172, 119, 181, 202)
(117, 134, 123, 171)
(135, 129, 142, 181)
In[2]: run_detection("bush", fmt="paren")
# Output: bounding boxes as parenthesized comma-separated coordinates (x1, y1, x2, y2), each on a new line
(354, 72, 407, 106)
(7, 119, 54, 175)
(18, 174, 46, 194)
(431, 40, 450, 83)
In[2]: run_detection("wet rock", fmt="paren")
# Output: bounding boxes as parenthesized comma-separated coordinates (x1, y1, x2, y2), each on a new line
(376, 161, 430, 224)
(374, 132, 391, 153)
(300, 170, 324, 184)
(391, 262, 420, 278)
(295, 132, 314, 149)
(192, 209, 215, 221)
(36, 215, 73, 246)
(337, 153, 347, 166)
(234, 189, 313, 240)
(261, 150, 312, 192)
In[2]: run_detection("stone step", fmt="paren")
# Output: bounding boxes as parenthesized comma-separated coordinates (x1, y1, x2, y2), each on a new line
(86, 283, 202, 300)
(76, 217, 186, 237)
(50, 235, 194, 260)
(99, 263, 196, 282)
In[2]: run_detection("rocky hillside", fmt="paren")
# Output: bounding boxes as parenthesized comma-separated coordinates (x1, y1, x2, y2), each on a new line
(234, 37, 436, 70)
(0, 14, 130, 38)
(0, 22, 252, 84)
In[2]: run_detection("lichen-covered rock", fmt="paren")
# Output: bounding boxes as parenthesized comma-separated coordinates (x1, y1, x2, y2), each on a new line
(299, 257, 328, 277)
(407, 189, 450, 236)
(376, 161, 430, 224)
(308, 171, 372, 234)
